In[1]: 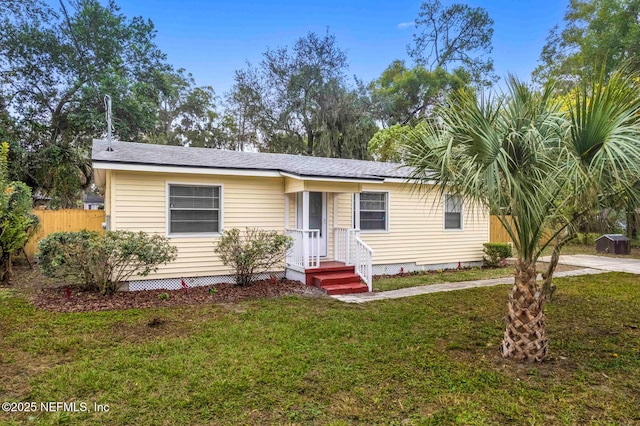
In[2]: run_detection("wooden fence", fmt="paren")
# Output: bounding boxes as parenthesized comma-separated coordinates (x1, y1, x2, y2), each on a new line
(24, 209, 106, 257)
(490, 215, 513, 244)
(490, 215, 555, 245)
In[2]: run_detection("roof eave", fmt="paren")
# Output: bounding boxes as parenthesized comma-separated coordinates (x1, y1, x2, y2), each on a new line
(93, 160, 391, 183)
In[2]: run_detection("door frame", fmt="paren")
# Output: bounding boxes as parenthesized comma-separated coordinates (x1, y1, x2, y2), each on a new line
(296, 191, 328, 258)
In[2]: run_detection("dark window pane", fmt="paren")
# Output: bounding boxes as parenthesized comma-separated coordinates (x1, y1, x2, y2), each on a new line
(445, 212, 461, 229)
(361, 211, 386, 230)
(445, 195, 462, 213)
(360, 193, 385, 203)
(359, 192, 387, 230)
(169, 185, 221, 234)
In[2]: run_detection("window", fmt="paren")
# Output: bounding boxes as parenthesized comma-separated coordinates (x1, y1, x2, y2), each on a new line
(444, 194, 462, 230)
(168, 185, 221, 235)
(359, 192, 388, 231)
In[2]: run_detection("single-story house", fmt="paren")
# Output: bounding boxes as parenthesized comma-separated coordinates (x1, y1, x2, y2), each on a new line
(82, 193, 105, 210)
(92, 140, 489, 293)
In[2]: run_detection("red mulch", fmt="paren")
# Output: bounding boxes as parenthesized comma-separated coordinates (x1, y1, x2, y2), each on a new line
(30, 279, 326, 313)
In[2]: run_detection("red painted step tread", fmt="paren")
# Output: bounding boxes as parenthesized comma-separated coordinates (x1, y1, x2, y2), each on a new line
(321, 282, 369, 295)
(314, 272, 361, 280)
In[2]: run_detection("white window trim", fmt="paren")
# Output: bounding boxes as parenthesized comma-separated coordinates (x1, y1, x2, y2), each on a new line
(443, 193, 464, 231)
(166, 181, 224, 238)
(356, 190, 390, 233)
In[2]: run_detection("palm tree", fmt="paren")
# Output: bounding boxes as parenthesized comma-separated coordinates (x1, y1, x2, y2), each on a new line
(404, 69, 640, 362)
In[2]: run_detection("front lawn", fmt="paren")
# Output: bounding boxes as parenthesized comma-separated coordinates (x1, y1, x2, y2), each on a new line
(1, 273, 639, 425)
(373, 266, 514, 292)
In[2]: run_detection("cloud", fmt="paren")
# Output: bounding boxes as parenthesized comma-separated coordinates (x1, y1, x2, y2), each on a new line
(397, 22, 413, 29)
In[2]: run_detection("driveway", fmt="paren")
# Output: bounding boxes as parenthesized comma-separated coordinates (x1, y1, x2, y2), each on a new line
(540, 254, 640, 274)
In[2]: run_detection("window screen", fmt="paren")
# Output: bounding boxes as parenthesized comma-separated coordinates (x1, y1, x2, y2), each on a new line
(445, 194, 462, 230)
(359, 192, 387, 231)
(169, 185, 220, 234)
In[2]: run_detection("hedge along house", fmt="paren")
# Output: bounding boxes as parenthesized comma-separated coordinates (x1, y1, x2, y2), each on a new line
(92, 140, 490, 294)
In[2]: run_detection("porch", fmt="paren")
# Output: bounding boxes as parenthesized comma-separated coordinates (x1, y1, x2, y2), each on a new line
(283, 188, 374, 295)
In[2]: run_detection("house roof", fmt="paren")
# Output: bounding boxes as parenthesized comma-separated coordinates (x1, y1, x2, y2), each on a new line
(82, 193, 105, 204)
(91, 140, 416, 182)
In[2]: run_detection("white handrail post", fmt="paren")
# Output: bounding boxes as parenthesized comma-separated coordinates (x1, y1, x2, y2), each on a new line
(346, 230, 351, 265)
(335, 229, 339, 262)
(355, 238, 361, 274)
(302, 191, 309, 269)
(366, 250, 372, 292)
(315, 230, 320, 267)
(302, 231, 309, 269)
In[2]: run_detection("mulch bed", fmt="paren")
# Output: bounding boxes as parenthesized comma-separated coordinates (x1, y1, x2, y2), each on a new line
(30, 279, 327, 313)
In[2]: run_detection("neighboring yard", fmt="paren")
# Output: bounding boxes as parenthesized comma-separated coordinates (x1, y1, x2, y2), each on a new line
(1, 269, 639, 425)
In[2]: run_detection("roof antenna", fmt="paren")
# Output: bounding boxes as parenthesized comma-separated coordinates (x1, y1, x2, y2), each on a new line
(104, 94, 113, 151)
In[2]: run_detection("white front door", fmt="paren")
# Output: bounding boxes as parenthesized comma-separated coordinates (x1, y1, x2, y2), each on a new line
(296, 192, 327, 257)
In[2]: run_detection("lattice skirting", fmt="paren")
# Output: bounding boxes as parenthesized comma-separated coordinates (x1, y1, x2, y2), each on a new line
(123, 271, 286, 292)
(372, 261, 483, 276)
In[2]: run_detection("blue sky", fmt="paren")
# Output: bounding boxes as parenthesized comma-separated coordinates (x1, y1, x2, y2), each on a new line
(115, 0, 567, 96)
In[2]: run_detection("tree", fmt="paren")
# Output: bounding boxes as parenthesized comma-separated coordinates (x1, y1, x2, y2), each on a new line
(408, 0, 497, 86)
(368, 124, 415, 162)
(0, 142, 39, 283)
(223, 66, 265, 151)
(146, 69, 220, 148)
(533, 0, 640, 89)
(0, 0, 173, 207)
(404, 68, 640, 362)
(369, 61, 470, 126)
(228, 30, 376, 158)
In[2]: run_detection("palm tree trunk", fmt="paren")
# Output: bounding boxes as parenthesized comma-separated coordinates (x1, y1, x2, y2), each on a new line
(500, 260, 548, 362)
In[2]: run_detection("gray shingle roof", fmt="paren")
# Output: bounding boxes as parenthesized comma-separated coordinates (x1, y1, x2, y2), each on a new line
(92, 140, 414, 181)
(596, 234, 629, 242)
(83, 193, 105, 204)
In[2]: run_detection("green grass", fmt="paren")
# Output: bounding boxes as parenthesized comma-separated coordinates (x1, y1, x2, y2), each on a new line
(373, 267, 513, 292)
(1, 273, 639, 425)
(551, 243, 640, 259)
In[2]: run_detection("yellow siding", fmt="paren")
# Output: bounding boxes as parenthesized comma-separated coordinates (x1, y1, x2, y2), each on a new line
(104, 170, 111, 218)
(112, 171, 285, 280)
(284, 177, 362, 194)
(327, 194, 334, 258)
(358, 183, 489, 265)
(284, 177, 304, 193)
(287, 193, 296, 228)
(305, 180, 362, 193)
(336, 193, 353, 228)
(109, 171, 117, 229)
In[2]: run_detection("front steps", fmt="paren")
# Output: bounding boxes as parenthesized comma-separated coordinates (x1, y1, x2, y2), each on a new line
(304, 262, 368, 295)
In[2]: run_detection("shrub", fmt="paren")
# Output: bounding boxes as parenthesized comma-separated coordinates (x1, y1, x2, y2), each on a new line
(37, 230, 99, 289)
(0, 142, 39, 283)
(483, 242, 512, 267)
(38, 231, 178, 294)
(214, 228, 292, 286)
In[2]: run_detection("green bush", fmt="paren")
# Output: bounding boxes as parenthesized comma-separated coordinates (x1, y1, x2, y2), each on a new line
(214, 228, 292, 286)
(37, 230, 99, 289)
(38, 230, 178, 294)
(483, 242, 512, 267)
(0, 142, 39, 283)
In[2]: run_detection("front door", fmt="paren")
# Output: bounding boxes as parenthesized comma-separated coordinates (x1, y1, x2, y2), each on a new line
(296, 192, 327, 257)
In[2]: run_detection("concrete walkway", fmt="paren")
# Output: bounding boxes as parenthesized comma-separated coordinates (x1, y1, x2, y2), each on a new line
(332, 267, 606, 304)
(539, 254, 640, 274)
